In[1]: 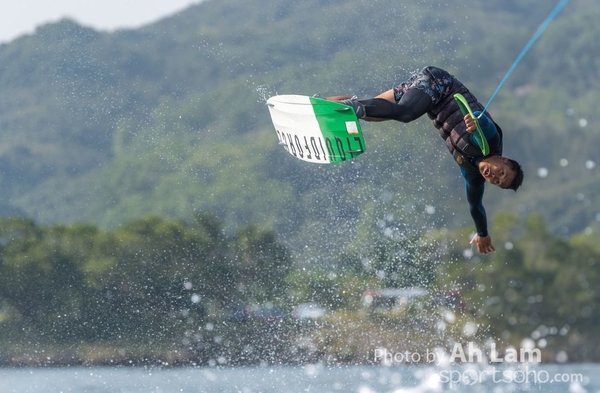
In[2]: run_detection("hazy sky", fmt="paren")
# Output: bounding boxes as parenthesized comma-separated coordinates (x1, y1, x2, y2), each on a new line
(0, 0, 203, 44)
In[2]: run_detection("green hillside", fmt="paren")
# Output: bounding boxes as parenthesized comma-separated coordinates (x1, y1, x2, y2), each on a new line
(0, 0, 598, 261)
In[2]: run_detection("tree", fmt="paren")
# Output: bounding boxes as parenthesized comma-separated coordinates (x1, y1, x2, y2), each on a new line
(0, 218, 86, 340)
(231, 225, 293, 304)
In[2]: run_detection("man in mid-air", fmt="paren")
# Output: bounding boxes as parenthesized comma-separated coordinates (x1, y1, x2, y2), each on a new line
(328, 66, 524, 254)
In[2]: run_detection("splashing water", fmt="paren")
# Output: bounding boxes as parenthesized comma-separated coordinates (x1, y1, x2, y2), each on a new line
(255, 84, 277, 103)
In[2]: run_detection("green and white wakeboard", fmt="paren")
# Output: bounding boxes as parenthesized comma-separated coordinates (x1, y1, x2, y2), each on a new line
(267, 95, 366, 164)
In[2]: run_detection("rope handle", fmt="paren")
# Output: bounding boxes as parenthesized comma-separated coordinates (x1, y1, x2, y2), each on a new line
(454, 93, 490, 156)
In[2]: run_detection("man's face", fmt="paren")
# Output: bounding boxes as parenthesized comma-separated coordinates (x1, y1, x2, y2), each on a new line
(479, 156, 516, 189)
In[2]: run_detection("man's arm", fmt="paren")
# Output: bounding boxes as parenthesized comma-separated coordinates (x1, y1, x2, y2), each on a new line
(461, 168, 496, 254)
(473, 111, 497, 139)
(464, 173, 488, 236)
(464, 111, 496, 137)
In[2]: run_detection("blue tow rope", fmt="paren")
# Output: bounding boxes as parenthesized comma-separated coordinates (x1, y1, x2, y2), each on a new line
(478, 0, 570, 118)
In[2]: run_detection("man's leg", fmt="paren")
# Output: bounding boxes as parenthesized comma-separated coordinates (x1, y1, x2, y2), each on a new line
(360, 88, 432, 122)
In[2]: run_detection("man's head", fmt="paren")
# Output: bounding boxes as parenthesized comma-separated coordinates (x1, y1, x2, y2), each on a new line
(479, 156, 524, 191)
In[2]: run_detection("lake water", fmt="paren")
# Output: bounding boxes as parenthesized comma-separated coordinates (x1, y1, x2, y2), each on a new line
(0, 363, 598, 393)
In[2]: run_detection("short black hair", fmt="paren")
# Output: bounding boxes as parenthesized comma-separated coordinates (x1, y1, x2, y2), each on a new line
(505, 159, 524, 191)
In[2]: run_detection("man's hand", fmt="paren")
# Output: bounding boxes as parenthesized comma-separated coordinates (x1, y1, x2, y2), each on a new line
(464, 114, 478, 134)
(470, 234, 495, 254)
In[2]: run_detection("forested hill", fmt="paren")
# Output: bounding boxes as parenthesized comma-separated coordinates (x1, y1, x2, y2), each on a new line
(0, 0, 598, 260)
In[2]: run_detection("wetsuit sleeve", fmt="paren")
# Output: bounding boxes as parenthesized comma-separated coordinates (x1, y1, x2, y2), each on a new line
(460, 167, 488, 237)
(473, 111, 497, 139)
